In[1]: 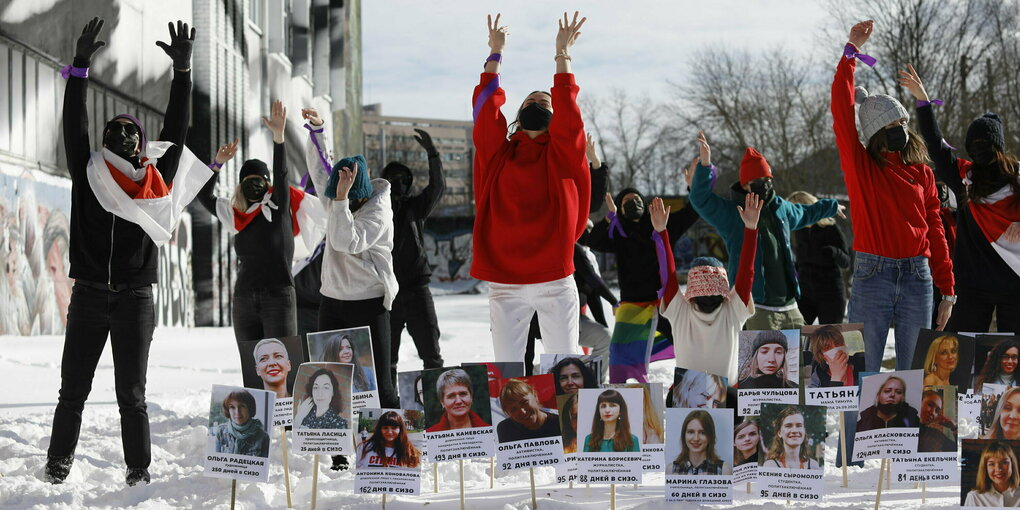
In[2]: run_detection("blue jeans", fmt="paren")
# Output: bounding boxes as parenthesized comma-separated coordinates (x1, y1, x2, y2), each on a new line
(838, 252, 933, 467)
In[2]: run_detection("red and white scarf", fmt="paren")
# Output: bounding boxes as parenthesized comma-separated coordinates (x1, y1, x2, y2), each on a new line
(214, 186, 326, 255)
(959, 159, 1020, 277)
(87, 144, 212, 246)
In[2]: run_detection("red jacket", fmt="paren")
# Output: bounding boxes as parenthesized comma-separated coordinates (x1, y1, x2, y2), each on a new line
(831, 50, 954, 295)
(425, 410, 490, 432)
(470, 72, 590, 284)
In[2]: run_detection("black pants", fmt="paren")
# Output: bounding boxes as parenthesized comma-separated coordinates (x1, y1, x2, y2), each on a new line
(48, 283, 155, 468)
(946, 285, 1020, 334)
(797, 288, 846, 326)
(389, 283, 443, 382)
(232, 285, 298, 343)
(318, 295, 399, 408)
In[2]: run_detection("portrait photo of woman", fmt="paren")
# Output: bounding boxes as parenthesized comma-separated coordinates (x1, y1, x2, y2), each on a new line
(497, 377, 560, 443)
(671, 368, 727, 409)
(310, 330, 377, 393)
(425, 368, 491, 432)
(558, 393, 579, 454)
(356, 410, 422, 469)
(547, 356, 599, 395)
(964, 441, 1020, 507)
(210, 389, 271, 458)
(911, 330, 973, 392)
(670, 410, 732, 475)
(762, 405, 820, 470)
(857, 374, 920, 433)
(581, 389, 641, 453)
(738, 331, 798, 389)
(734, 417, 761, 466)
(984, 387, 1020, 441)
(294, 366, 351, 430)
(976, 339, 1020, 393)
(805, 325, 865, 388)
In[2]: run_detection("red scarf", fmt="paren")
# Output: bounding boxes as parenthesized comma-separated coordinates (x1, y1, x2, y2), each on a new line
(105, 161, 171, 199)
(233, 186, 306, 235)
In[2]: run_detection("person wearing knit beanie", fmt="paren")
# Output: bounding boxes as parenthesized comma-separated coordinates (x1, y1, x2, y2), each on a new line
(737, 330, 797, 389)
(688, 132, 843, 333)
(966, 113, 1006, 165)
(855, 86, 910, 144)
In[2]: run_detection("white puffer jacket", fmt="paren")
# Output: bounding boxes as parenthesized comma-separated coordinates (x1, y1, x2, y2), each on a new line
(305, 125, 398, 309)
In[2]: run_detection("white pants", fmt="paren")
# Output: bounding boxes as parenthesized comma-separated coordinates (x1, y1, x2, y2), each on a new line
(489, 275, 580, 362)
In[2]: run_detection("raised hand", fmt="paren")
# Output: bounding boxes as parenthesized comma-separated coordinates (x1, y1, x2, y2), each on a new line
(262, 100, 287, 143)
(214, 138, 240, 166)
(650, 197, 670, 232)
(487, 13, 508, 53)
(1002, 222, 1020, 243)
(556, 11, 586, 53)
(697, 131, 711, 167)
(898, 64, 929, 102)
(586, 133, 601, 168)
(75, 17, 106, 63)
(737, 192, 763, 230)
(413, 128, 438, 156)
(604, 192, 617, 215)
(334, 162, 358, 200)
(155, 20, 196, 70)
(848, 20, 874, 49)
(301, 107, 324, 127)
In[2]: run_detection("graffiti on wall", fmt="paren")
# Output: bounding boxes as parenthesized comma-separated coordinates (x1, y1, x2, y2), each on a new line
(0, 168, 194, 335)
(423, 217, 474, 282)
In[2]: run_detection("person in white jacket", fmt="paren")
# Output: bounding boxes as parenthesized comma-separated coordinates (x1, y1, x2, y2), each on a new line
(301, 107, 399, 412)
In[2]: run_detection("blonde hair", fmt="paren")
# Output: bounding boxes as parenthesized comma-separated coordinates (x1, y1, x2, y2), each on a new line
(231, 182, 249, 212)
(975, 441, 1020, 493)
(786, 191, 835, 227)
(923, 335, 959, 375)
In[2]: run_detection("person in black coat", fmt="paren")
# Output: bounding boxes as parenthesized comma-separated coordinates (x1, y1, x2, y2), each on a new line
(46, 18, 199, 486)
(382, 129, 446, 383)
(787, 191, 850, 325)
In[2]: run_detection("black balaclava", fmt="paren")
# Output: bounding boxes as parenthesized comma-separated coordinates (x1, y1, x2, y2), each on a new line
(692, 295, 725, 313)
(885, 125, 909, 152)
(239, 159, 270, 203)
(518, 103, 552, 131)
(615, 187, 646, 223)
(381, 162, 414, 198)
(103, 119, 142, 167)
(966, 113, 1006, 167)
(748, 178, 775, 204)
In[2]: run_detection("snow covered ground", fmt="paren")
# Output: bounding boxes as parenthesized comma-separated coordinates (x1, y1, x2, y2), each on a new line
(0, 291, 959, 509)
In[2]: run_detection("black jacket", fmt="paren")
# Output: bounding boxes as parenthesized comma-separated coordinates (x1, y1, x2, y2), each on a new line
(588, 190, 700, 303)
(917, 104, 1020, 295)
(857, 404, 920, 431)
(64, 57, 192, 286)
(197, 143, 294, 290)
(792, 224, 850, 296)
(391, 154, 445, 286)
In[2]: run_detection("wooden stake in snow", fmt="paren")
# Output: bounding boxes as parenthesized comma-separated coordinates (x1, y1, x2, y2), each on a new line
(434, 462, 439, 493)
(459, 459, 466, 510)
(280, 427, 293, 508)
(230, 479, 237, 510)
(840, 412, 849, 488)
(922, 481, 926, 504)
(382, 493, 387, 509)
(875, 458, 888, 510)
(530, 468, 537, 509)
(610, 483, 617, 510)
(312, 455, 320, 510)
(490, 457, 495, 488)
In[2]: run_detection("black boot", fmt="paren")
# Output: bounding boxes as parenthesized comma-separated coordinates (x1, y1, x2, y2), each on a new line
(126, 467, 150, 486)
(43, 455, 73, 484)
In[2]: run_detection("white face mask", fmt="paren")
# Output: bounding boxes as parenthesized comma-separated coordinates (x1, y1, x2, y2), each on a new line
(824, 346, 847, 363)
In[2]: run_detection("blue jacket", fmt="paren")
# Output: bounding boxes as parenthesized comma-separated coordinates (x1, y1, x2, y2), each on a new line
(688, 162, 839, 304)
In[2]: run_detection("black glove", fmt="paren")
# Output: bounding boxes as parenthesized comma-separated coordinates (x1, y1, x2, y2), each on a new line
(413, 128, 438, 158)
(155, 20, 196, 70)
(74, 17, 106, 66)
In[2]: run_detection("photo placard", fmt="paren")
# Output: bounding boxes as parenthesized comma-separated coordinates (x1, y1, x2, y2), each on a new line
(575, 387, 644, 484)
(737, 330, 800, 416)
(422, 365, 495, 462)
(292, 362, 355, 455)
(664, 408, 733, 504)
(238, 336, 308, 427)
(852, 370, 922, 462)
(800, 324, 864, 411)
(307, 327, 380, 410)
(754, 403, 825, 501)
(353, 408, 425, 496)
(203, 385, 275, 483)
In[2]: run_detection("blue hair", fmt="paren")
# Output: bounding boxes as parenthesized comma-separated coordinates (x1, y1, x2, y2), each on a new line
(324, 154, 373, 200)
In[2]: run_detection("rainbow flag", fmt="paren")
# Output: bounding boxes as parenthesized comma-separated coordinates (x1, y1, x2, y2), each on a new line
(609, 301, 663, 383)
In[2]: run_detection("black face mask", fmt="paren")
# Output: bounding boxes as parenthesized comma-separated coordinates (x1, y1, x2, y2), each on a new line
(748, 179, 775, 204)
(518, 103, 552, 131)
(386, 172, 413, 198)
(692, 295, 725, 313)
(103, 120, 141, 166)
(885, 125, 909, 152)
(969, 140, 998, 167)
(241, 177, 268, 203)
(622, 197, 645, 221)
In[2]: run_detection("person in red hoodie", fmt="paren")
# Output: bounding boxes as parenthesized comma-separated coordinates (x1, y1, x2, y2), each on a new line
(472, 12, 592, 362)
(832, 20, 955, 468)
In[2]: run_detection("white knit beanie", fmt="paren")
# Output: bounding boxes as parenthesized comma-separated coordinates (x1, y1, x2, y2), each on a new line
(855, 85, 909, 143)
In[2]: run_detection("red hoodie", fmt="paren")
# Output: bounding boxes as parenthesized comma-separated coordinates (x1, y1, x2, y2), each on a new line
(831, 49, 954, 295)
(470, 72, 591, 284)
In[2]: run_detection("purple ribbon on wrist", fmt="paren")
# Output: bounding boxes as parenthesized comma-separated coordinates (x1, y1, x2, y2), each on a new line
(485, 53, 502, 68)
(916, 99, 944, 107)
(59, 65, 89, 79)
(607, 211, 628, 240)
(303, 123, 332, 193)
(652, 231, 668, 299)
(843, 44, 876, 67)
(209, 162, 223, 170)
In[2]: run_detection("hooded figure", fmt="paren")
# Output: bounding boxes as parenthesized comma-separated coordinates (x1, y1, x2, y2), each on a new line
(689, 146, 840, 331)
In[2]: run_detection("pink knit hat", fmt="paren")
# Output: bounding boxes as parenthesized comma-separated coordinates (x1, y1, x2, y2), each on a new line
(685, 264, 730, 301)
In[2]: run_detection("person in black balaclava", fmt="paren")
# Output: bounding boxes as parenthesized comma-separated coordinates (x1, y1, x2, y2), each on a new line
(381, 128, 446, 383)
(901, 65, 1020, 335)
(195, 100, 311, 344)
(46, 17, 200, 486)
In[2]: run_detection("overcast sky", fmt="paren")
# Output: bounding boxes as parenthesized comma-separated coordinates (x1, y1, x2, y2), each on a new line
(363, 0, 831, 121)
